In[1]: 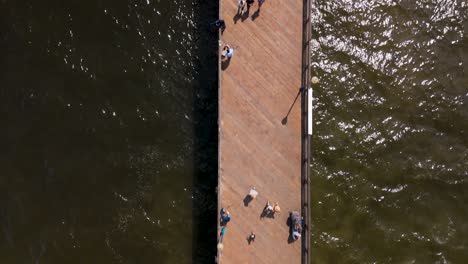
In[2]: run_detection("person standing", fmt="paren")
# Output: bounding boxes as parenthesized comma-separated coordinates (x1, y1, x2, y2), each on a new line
(247, 232, 256, 244)
(238, 0, 246, 15)
(246, 0, 254, 9)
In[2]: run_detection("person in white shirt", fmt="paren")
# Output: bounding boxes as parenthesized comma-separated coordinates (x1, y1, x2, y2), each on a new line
(238, 0, 246, 15)
(248, 186, 258, 198)
(265, 200, 274, 213)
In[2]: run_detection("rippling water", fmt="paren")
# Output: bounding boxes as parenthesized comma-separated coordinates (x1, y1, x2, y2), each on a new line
(0, 0, 217, 263)
(311, 0, 467, 263)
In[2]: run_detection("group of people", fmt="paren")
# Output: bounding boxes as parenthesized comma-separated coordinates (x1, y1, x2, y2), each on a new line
(212, 0, 304, 249)
(219, 186, 284, 245)
(210, 0, 267, 63)
(210, 19, 234, 62)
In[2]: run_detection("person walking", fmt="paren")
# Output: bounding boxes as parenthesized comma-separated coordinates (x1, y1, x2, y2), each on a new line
(247, 232, 256, 244)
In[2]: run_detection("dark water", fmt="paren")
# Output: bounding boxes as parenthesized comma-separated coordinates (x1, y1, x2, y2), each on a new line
(311, 0, 467, 263)
(0, 0, 217, 263)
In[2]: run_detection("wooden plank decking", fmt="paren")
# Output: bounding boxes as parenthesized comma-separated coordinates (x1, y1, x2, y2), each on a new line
(217, 0, 303, 263)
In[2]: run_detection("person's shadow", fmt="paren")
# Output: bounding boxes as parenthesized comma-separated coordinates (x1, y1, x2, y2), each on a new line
(260, 210, 275, 219)
(241, 6, 250, 22)
(286, 213, 296, 244)
(252, 9, 260, 21)
(243, 195, 253, 206)
(233, 13, 241, 24)
(221, 57, 231, 71)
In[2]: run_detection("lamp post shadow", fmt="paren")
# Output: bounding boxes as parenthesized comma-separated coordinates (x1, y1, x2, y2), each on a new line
(281, 87, 304, 125)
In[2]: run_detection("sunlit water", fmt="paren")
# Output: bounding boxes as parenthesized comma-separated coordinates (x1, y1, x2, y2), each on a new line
(2, 0, 467, 263)
(311, 0, 467, 263)
(0, 0, 217, 263)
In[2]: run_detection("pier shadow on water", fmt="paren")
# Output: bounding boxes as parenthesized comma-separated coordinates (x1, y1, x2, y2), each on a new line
(191, 0, 219, 263)
(0, 0, 218, 263)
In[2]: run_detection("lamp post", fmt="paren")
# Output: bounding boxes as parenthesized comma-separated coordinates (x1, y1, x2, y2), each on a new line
(311, 76, 319, 84)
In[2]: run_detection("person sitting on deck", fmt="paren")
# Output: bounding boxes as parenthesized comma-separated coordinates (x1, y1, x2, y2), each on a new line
(221, 44, 234, 59)
(220, 208, 231, 224)
(265, 200, 274, 214)
(273, 202, 281, 213)
(248, 186, 258, 199)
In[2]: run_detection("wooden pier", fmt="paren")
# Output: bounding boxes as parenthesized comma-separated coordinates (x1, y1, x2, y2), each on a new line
(217, 0, 311, 263)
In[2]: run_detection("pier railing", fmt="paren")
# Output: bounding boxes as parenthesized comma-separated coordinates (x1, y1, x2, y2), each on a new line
(216, 0, 223, 263)
(301, 0, 312, 264)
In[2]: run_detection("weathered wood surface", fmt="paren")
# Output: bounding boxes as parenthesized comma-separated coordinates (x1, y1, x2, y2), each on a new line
(218, 0, 302, 263)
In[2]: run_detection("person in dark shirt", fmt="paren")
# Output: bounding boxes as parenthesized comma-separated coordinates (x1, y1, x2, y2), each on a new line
(210, 18, 226, 33)
(220, 208, 231, 224)
(247, 232, 256, 244)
